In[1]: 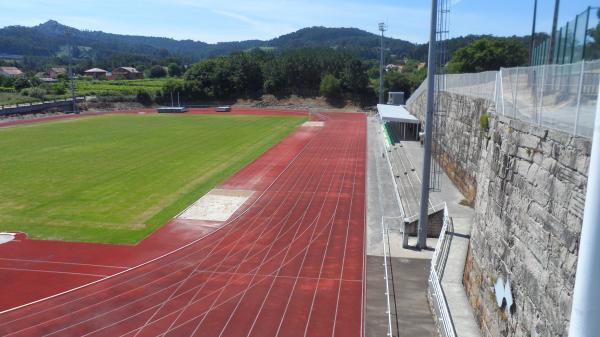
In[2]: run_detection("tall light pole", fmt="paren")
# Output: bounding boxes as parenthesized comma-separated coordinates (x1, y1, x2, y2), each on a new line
(417, 0, 438, 249)
(378, 22, 386, 104)
(66, 31, 78, 114)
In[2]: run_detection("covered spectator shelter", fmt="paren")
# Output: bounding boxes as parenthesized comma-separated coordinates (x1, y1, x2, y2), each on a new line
(377, 104, 420, 142)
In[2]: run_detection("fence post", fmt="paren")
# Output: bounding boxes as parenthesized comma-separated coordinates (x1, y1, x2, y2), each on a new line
(574, 60, 586, 135)
(500, 69, 506, 116)
(538, 64, 547, 125)
(514, 67, 520, 118)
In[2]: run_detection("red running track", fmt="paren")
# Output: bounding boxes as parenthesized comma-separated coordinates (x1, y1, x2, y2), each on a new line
(0, 112, 366, 337)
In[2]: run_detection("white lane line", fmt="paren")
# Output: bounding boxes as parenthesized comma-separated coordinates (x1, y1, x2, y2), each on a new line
(298, 119, 359, 337)
(223, 125, 347, 337)
(44, 136, 328, 337)
(0, 267, 107, 278)
(0, 122, 319, 325)
(0, 258, 128, 269)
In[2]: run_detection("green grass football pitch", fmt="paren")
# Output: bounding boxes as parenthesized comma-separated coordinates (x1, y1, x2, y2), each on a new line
(0, 113, 305, 244)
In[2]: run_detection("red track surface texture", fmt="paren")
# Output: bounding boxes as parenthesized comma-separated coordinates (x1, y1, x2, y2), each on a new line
(0, 111, 366, 337)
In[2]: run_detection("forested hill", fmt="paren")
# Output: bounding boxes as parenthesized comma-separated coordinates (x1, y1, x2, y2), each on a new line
(0, 21, 418, 63)
(0, 20, 529, 72)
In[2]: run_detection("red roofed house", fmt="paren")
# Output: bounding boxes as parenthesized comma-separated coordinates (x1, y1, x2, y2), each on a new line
(48, 67, 67, 79)
(111, 67, 143, 80)
(0, 66, 24, 78)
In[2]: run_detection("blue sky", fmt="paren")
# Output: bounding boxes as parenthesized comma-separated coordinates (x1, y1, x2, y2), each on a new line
(0, 0, 594, 43)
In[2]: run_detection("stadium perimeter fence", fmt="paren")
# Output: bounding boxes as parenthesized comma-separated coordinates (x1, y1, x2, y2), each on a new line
(406, 59, 600, 138)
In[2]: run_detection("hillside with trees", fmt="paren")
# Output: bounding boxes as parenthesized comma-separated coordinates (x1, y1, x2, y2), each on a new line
(163, 48, 374, 106)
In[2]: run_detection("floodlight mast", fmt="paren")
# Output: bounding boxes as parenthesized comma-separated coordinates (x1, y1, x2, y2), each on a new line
(66, 31, 78, 114)
(378, 22, 386, 104)
(417, 0, 438, 249)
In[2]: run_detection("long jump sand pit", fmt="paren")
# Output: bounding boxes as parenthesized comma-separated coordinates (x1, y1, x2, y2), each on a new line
(177, 188, 254, 222)
(302, 121, 325, 127)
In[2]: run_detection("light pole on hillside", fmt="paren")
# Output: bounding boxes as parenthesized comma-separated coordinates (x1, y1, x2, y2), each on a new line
(378, 22, 386, 104)
(66, 31, 78, 114)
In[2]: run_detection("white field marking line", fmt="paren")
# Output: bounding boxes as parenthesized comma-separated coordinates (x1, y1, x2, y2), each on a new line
(143, 126, 332, 334)
(95, 203, 341, 337)
(360, 120, 367, 337)
(174, 270, 361, 282)
(68, 128, 332, 337)
(0, 125, 319, 326)
(274, 125, 357, 337)
(39, 135, 329, 337)
(154, 137, 331, 337)
(244, 124, 353, 337)
(154, 131, 352, 337)
(217, 128, 348, 337)
(0, 258, 128, 270)
(331, 126, 359, 337)
(102, 119, 336, 336)
(165, 128, 337, 336)
(147, 123, 347, 336)
(360, 122, 369, 337)
(0, 267, 107, 278)
(48, 168, 337, 337)
(112, 157, 348, 335)
(187, 144, 334, 337)
(5, 118, 314, 336)
(303, 123, 360, 337)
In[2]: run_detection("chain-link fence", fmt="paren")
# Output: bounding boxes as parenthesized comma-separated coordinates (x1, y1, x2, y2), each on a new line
(406, 59, 600, 138)
(498, 60, 600, 137)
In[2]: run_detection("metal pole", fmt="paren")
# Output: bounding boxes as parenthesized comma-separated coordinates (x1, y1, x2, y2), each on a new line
(417, 0, 438, 250)
(581, 7, 591, 60)
(379, 23, 386, 105)
(569, 80, 600, 337)
(574, 60, 586, 135)
(67, 33, 78, 114)
(530, 0, 538, 66)
(548, 0, 560, 64)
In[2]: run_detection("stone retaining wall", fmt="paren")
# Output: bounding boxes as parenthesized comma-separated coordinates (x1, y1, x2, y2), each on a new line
(406, 92, 591, 337)
(407, 92, 491, 204)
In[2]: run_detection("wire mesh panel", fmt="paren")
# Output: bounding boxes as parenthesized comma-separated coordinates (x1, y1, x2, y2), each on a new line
(533, 7, 600, 65)
(409, 60, 599, 138)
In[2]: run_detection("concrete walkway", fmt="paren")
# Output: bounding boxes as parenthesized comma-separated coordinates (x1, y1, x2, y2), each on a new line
(402, 140, 481, 337)
(365, 115, 480, 337)
(365, 116, 436, 337)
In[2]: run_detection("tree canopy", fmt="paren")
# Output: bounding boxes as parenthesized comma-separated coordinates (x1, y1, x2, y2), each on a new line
(446, 37, 528, 73)
(178, 48, 373, 104)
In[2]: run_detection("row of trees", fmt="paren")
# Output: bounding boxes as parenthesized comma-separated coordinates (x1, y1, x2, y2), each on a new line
(163, 49, 374, 105)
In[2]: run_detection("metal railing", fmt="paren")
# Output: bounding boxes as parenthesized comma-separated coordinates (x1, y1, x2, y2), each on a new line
(381, 215, 401, 337)
(406, 59, 600, 138)
(428, 203, 456, 337)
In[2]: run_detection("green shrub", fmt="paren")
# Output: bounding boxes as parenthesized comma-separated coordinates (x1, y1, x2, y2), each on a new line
(53, 83, 67, 95)
(136, 90, 153, 106)
(29, 87, 47, 100)
(479, 113, 489, 130)
(14, 77, 31, 91)
(319, 74, 342, 100)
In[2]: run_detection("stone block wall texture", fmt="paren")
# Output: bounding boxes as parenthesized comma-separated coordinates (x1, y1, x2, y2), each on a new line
(406, 92, 591, 337)
(407, 92, 491, 204)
